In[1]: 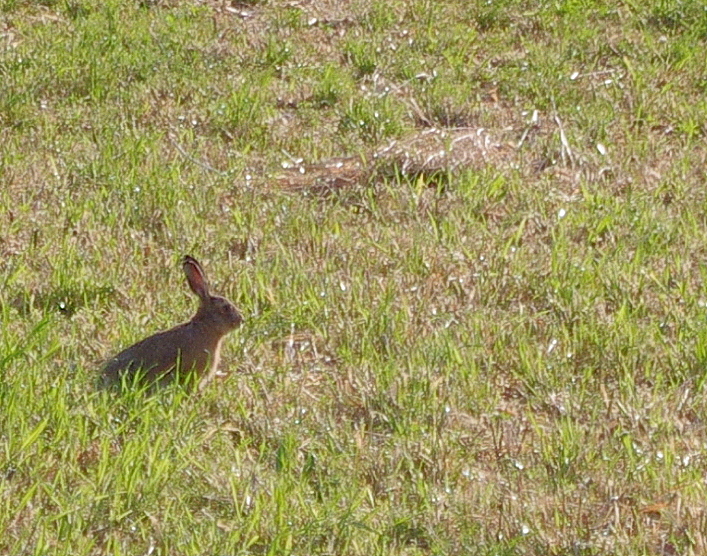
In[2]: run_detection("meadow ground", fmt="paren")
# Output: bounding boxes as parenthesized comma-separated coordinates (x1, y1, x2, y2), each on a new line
(2, 0, 707, 554)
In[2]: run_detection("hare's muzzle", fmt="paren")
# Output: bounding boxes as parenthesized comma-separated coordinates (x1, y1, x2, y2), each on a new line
(219, 300, 243, 330)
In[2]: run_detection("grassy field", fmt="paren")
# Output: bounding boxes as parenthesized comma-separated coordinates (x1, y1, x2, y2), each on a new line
(2, 0, 707, 554)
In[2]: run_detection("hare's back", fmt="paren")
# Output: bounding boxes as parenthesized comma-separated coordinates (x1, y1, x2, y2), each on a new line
(101, 326, 194, 387)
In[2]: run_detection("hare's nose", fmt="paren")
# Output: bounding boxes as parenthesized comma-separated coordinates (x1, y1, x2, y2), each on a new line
(229, 306, 243, 325)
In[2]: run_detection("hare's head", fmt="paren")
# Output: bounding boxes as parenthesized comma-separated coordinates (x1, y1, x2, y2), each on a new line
(184, 255, 243, 334)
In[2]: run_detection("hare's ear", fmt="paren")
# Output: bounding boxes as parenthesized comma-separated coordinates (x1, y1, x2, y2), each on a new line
(183, 256, 210, 300)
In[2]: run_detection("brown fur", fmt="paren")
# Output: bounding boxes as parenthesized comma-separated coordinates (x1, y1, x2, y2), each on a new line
(101, 256, 243, 390)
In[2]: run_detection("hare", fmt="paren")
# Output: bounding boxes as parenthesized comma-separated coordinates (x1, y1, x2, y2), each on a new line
(101, 255, 243, 390)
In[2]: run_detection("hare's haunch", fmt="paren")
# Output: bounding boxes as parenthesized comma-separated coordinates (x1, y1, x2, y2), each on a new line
(101, 256, 243, 390)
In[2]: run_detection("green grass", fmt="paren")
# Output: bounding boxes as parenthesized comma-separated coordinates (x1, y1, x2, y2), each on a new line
(2, 0, 707, 554)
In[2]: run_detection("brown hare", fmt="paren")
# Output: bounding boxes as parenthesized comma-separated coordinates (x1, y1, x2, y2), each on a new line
(101, 255, 243, 390)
